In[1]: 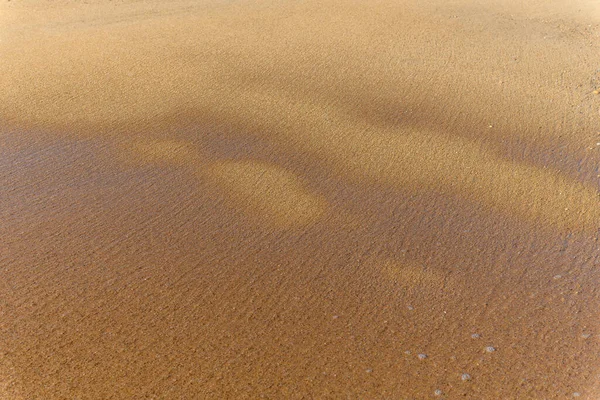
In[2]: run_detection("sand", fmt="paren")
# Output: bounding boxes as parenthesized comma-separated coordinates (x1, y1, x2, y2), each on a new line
(1, 0, 600, 398)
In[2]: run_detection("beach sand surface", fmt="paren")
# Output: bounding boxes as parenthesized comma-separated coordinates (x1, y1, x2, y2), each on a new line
(1, 0, 600, 398)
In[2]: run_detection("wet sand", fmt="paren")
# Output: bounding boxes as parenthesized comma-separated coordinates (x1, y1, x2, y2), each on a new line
(1, 0, 600, 398)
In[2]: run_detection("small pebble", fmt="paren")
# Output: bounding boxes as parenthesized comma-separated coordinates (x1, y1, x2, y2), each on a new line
(471, 333, 481, 339)
(365, 369, 373, 373)
(418, 353, 428, 360)
(461, 373, 472, 381)
(332, 315, 339, 319)
(434, 389, 443, 396)
(553, 274, 562, 280)
(485, 346, 496, 353)
(405, 350, 412, 355)
(582, 333, 591, 339)
(407, 305, 415, 311)
(573, 392, 581, 397)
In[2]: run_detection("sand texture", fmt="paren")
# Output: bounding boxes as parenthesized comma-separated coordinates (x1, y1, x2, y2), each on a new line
(1, 0, 600, 398)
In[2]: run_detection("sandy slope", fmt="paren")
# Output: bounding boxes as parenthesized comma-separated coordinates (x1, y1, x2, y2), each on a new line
(1, 0, 600, 398)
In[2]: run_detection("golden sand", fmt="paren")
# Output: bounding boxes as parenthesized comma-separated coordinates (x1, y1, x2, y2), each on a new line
(1, 0, 600, 398)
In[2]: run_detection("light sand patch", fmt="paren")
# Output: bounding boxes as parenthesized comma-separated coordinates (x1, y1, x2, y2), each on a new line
(201, 87, 600, 232)
(206, 160, 328, 229)
(117, 139, 327, 228)
(327, 127, 600, 232)
(117, 138, 199, 166)
(382, 260, 450, 291)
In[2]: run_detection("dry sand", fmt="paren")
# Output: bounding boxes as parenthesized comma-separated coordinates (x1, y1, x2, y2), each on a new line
(1, 0, 600, 398)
